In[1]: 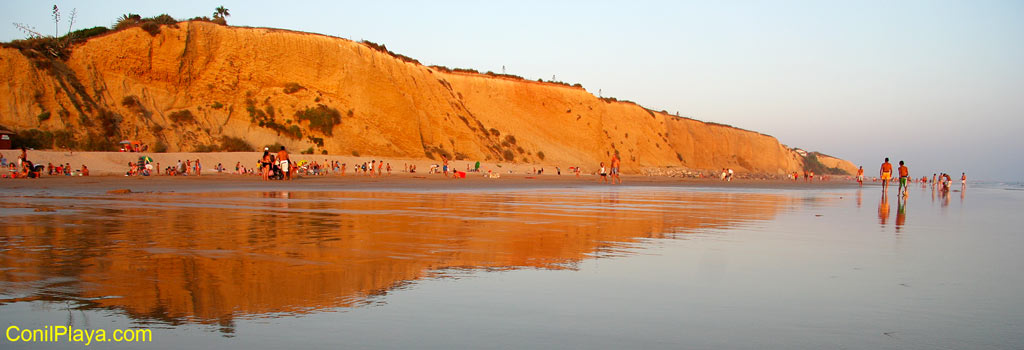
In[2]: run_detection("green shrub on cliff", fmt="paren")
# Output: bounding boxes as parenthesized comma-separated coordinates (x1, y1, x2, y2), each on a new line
(219, 136, 253, 152)
(283, 83, 304, 94)
(169, 110, 195, 124)
(296, 104, 341, 136)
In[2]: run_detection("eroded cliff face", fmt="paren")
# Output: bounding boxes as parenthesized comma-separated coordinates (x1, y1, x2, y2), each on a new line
(0, 21, 844, 174)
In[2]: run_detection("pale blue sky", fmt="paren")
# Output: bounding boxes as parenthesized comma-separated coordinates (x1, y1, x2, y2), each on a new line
(3, 1, 1022, 181)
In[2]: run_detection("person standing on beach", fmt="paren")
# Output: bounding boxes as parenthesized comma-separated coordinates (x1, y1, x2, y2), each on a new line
(442, 155, 450, 177)
(961, 173, 967, 188)
(18, 147, 27, 169)
(897, 160, 909, 197)
(879, 158, 893, 190)
(195, 159, 202, 176)
(610, 154, 622, 184)
(599, 162, 608, 183)
(261, 150, 271, 180)
(377, 160, 384, 176)
(857, 166, 864, 185)
(277, 146, 291, 180)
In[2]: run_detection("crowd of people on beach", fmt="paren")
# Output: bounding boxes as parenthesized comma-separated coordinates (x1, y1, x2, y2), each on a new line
(4, 146, 972, 190)
(871, 157, 966, 195)
(873, 157, 967, 231)
(1, 148, 89, 179)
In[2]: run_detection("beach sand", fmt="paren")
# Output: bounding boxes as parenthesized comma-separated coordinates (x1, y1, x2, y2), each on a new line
(3, 150, 856, 194)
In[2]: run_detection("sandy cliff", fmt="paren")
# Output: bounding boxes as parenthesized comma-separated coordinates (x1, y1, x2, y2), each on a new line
(1, 21, 847, 174)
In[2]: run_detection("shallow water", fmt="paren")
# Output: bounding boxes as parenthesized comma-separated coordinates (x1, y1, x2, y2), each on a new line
(1, 184, 1022, 349)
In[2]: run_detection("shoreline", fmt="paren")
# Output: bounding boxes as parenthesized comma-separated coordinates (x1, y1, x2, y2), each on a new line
(1, 170, 862, 196)
(3, 150, 852, 179)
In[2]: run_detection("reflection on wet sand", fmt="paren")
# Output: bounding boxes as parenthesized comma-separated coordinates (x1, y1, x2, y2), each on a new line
(0, 189, 793, 333)
(896, 196, 907, 232)
(878, 192, 890, 226)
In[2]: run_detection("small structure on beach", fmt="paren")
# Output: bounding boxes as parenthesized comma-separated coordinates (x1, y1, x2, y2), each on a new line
(0, 128, 14, 149)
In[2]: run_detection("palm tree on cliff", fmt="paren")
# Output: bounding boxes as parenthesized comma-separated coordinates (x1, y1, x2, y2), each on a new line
(212, 6, 230, 25)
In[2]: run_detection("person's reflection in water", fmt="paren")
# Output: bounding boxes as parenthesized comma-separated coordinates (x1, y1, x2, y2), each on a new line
(878, 192, 890, 226)
(262, 191, 291, 208)
(960, 186, 966, 203)
(896, 195, 907, 233)
(931, 183, 936, 203)
(941, 187, 951, 208)
(856, 189, 862, 209)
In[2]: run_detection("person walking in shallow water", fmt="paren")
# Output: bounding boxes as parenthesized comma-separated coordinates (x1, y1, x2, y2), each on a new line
(897, 160, 909, 197)
(610, 153, 622, 184)
(879, 157, 893, 191)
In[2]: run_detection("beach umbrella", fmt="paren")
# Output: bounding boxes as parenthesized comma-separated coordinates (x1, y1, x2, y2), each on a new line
(297, 160, 309, 166)
(139, 156, 154, 163)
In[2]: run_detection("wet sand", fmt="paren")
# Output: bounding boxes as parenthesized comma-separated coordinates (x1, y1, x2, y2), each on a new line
(1, 170, 857, 196)
(2, 180, 1019, 349)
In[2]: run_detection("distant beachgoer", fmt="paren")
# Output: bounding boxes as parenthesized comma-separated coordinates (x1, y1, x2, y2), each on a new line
(0, 153, 6, 167)
(19, 147, 27, 168)
(261, 151, 271, 180)
(277, 146, 291, 180)
(556, 167, 561, 175)
(81, 165, 89, 176)
(879, 158, 893, 190)
(377, 160, 384, 176)
(727, 168, 734, 182)
(857, 166, 864, 185)
(22, 160, 37, 178)
(195, 159, 202, 176)
(897, 160, 909, 196)
(386, 163, 392, 175)
(961, 173, 967, 187)
(610, 154, 622, 184)
(599, 162, 608, 183)
(442, 155, 450, 177)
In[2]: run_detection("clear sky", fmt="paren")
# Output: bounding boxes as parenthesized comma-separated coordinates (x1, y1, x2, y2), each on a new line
(3, 1, 1022, 181)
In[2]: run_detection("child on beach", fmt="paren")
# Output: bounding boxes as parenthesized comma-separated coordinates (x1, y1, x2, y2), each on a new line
(599, 162, 608, 183)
